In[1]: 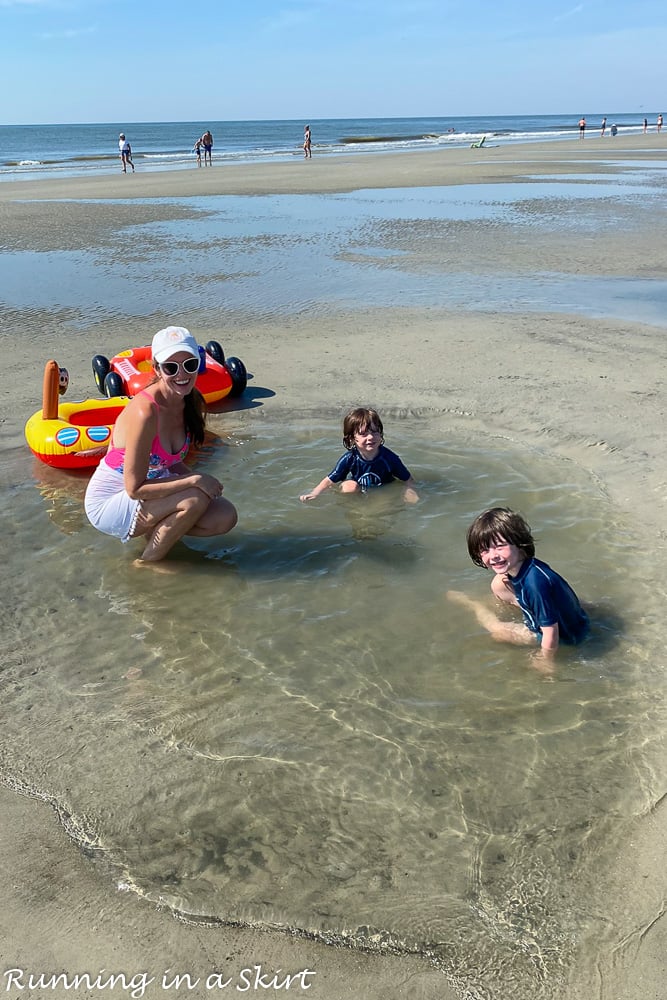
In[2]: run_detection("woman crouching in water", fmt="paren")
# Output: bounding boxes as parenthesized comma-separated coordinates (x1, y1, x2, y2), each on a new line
(85, 326, 237, 564)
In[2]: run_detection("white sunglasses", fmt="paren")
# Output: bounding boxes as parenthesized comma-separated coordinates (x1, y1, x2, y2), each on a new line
(159, 357, 200, 377)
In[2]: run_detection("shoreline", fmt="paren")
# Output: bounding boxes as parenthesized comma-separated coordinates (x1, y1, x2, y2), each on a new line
(0, 134, 665, 202)
(2, 135, 667, 999)
(0, 783, 452, 1000)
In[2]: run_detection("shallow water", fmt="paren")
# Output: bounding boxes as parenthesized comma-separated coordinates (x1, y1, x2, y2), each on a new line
(3, 180, 667, 327)
(1, 417, 663, 998)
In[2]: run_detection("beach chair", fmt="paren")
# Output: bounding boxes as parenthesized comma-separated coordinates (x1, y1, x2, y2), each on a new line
(470, 136, 486, 148)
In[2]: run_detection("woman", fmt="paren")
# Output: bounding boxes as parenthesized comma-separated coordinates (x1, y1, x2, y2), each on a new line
(85, 326, 237, 563)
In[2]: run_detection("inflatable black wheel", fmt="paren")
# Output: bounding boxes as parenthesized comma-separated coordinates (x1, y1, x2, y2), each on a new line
(104, 372, 125, 398)
(92, 355, 110, 395)
(205, 340, 225, 365)
(225, 356, 247, 397)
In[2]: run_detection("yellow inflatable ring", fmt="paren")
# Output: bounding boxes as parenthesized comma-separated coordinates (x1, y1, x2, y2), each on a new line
(25, 360, 129, 469)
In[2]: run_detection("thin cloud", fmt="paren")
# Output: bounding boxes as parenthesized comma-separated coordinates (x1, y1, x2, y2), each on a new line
(260, 6, 316, 32)
(39, 25, 96, 38)
(553, 4, 584, 21)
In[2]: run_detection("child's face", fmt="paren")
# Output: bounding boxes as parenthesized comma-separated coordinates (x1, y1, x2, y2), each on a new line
(353, 424, 381, 459)
(479, 537, 526, 577)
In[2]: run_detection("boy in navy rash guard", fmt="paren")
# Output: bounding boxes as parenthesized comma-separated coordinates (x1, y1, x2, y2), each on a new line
(299, 407, 418, 503)
(447, 507, 589, 668)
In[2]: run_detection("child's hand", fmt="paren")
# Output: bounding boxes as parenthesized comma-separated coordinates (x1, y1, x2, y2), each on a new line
(529, 650, 556, 678)
(403, 486, 419, 504)
(299, 478, 332, 502)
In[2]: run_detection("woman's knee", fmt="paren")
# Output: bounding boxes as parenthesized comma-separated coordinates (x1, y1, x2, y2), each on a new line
(211, 497, 238, 533)
(189, 496, 237, 535)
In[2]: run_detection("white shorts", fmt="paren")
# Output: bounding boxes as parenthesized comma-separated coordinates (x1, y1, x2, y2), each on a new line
(84, 462, 142, 543)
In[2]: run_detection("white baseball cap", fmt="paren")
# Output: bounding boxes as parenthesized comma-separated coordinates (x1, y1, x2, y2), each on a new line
(151, 326, 199, 364)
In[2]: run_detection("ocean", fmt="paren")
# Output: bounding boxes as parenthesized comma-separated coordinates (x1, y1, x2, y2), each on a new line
(0, 112, 658, 181)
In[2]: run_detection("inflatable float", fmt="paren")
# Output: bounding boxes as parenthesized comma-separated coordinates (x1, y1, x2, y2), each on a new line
(25, 360, 128, 469)
(92, 340, 247, 404)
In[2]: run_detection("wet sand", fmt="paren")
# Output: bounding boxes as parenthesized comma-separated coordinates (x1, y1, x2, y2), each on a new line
(2, 135, 667, 999)
(0, 133, 665, 202)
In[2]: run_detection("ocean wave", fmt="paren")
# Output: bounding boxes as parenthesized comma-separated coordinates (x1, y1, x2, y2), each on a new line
(0, 114, 656, 182)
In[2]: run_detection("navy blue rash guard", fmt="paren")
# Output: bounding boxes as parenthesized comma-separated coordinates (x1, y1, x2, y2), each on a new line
(509, 556, 589, 645)
(328, 445, 411, 490)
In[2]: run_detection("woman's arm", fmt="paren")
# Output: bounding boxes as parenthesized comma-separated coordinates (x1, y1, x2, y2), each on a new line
(122, 401, 222, 500)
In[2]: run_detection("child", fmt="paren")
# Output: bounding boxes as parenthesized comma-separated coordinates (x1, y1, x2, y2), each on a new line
(299, 407, 418, 503)
(447, 507, 589, 660)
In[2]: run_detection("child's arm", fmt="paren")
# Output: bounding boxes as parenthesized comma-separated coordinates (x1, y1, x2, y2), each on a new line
(402, 476, 419, 504)
(300, 477, 334, 502)
(530, 624, 558, 676)
(537, 624, 559, 655)
(389, 449, 418, 502)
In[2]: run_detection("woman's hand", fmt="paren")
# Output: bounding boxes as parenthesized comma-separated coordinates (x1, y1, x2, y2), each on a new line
(193, 473, 224, 499)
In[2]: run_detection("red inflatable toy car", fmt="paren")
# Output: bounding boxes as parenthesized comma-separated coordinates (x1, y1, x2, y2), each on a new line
(92, 340, 247, 403)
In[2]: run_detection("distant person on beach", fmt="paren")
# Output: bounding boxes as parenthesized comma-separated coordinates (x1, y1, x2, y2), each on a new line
(600, 117, 607, 137)
(643, 117, 648, 133)
(193, 138, 203, 166)
(303, 124, 312, 158)
(118, 133, 134, 173)
(611, 123, 618, 137)
(84, 326, 237, 565)
(447, 507, 589, 667)
(658, 114, 663, 133)
(578, 117, 586, 138)
(201, 129, 213, 165)
(299, 407, 418, 502)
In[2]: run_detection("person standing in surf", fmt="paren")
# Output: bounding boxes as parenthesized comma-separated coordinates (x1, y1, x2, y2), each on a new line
(200, 129, 213, 165)
(118, 133, 135, 173)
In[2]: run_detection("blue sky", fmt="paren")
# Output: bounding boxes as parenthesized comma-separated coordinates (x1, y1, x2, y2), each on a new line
(1, 0, 665, 124)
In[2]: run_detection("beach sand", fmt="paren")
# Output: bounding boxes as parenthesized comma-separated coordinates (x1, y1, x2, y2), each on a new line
(2, 136, 667, 999)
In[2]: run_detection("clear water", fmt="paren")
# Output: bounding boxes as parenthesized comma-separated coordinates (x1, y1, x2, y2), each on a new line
(3, 184, 667, 329)
(0, 416, 661, 998)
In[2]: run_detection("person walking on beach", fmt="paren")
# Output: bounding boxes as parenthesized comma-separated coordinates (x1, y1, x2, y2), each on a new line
(658, 114, 663, 133)
(578, 117, 586, 138)
(118, 133, 135, 173)
(84, 325, 237, 564)
(201, 129, 213, 165)
(644, 117, 648, 134)
(299, 407, 418, 502)
(447, 507, 589, 671)
(600, 117, 607, 137)
(193, 137, 203, 166)
(303, 124, 312, 158)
